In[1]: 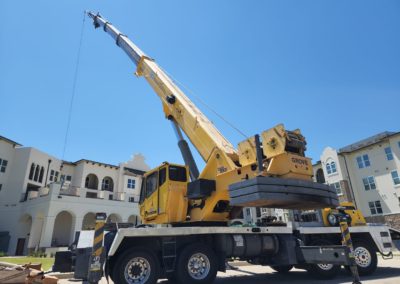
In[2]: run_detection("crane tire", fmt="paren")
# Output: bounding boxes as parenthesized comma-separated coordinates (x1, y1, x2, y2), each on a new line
(174, 243, 218, 284)
(306, 239, 341, 280)
(346, 239, 378, 276)
(112, 248, 159, 284)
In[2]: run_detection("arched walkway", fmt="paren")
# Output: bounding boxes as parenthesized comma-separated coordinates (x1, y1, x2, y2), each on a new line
(85, 174, 99, 189)
(82, 212, 96, 230)
(52, 211, 73, 246)
(107, 213, 122, 224)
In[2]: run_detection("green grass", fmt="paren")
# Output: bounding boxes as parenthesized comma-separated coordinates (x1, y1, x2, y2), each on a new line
(0, 257, 54, 271)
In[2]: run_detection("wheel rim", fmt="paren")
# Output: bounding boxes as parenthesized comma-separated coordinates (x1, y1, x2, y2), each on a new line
(124, 257, 151, 284)
(317, 263, 334, 270)
(187, 252, 211, 280)
(354, 247, 372, 268)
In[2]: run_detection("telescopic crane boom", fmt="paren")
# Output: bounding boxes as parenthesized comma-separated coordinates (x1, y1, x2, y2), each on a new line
(87, 12, 339, 224)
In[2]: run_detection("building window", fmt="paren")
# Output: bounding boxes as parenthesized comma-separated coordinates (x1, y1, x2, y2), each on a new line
(66, 175, 72, 181)
(326, 161, 337, 175)
(391, 171, 400, 186)
(49, 170, 55, 181)
(246, 208, 251, 217)
(362, 176, 376, 191)
(39, 167, 44, 183)
(0, 184, 2, 191)
(0, 158, 8, 173)
(129, 197, 135, 203)
(34, 165, 40, 181)
(332, 182, 342, 195)
(127, 179, 136, 189)
(384, 147, 393, 161)
(368, 201, 383, 215)
(356, 154, 371, 169)
(316, 168, 325, 183)
(54, 171, 59, 182)
(102, 177, 114, 191)
(29, 163, 35, 180)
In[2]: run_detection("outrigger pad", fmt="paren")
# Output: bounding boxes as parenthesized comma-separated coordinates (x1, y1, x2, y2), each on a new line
(229, 176, 339, 209)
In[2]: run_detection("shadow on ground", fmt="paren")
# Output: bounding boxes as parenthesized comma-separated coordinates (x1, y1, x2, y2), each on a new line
(158, 266, 400, 284)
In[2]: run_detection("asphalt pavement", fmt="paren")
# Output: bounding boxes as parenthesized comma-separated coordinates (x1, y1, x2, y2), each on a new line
(59, 256, 400, 284)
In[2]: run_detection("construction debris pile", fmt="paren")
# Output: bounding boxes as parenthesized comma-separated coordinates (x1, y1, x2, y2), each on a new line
(0, 262, 58, 284)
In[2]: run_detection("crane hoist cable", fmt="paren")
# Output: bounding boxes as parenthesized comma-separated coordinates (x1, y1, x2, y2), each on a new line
(60, 11, 86, 174)
(159, 66, 248, 139)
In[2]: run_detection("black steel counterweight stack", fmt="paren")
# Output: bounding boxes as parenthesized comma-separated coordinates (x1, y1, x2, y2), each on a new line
(88, 212, 107, 283)
(339, 214, 362, 284)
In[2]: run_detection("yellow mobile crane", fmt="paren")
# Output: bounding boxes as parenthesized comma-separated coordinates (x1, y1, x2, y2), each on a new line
(87, 12, 338, 226)
(83, 13, 398, 284)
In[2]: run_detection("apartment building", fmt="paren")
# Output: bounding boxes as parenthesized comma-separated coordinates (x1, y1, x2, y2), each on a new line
(0, 135, 149, 256)
(313, 131, 400, 229)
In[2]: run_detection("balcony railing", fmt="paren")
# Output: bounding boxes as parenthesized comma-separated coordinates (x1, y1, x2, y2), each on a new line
(19, 182, 139, 204)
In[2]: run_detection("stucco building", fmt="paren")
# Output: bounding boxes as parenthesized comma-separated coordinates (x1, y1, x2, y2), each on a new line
(0, 135, 149, 256)
(313, 131, 400, 229)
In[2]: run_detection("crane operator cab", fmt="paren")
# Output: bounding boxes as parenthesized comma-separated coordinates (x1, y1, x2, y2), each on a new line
(139, 163, 189, 224)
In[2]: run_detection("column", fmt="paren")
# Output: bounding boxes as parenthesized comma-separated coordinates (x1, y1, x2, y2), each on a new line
(27, 217, 44, 250)
(38, 216, 56, 248)
(71, 216, 83, 243)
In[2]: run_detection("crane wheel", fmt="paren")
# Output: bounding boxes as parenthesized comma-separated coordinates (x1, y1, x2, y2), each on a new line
(345, 239, 378, 276)
(112, 248, 159, 284)
(306, 239, 341, 280)
(174, 243, 218, 284)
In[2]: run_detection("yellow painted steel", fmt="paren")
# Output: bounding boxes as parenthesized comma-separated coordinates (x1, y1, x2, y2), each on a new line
(322, 202, 367, 227)
(133, 36, 315, 224)
(140, 163, 189, 224)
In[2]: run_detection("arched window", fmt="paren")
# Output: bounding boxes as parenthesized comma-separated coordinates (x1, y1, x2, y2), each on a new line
(34, 165, 40, 181)
(85, 174, 99, 190)
(29, 163, 35, 180)
(316, 168, 325, 184)
(101, 177, 114, 192)
(326, 160, 337, 175)
(39, 167, 45, 183)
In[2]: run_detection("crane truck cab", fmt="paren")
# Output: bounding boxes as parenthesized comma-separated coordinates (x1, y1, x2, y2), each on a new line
(139, 163, 189, 224)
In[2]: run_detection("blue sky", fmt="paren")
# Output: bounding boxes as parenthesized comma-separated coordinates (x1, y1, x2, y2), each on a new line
(1, 0, 399, 169)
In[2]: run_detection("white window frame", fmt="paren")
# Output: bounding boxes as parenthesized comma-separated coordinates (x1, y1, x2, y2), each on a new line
(368, 200, 383, 215)
(326, 160, 337, 175)
(127, 178, 136, 189)
(384, 147, 394, 161)
(362, 176, 376, 191)
(356, 154, 371, 169)
(391, 170, 400, 186)
(332, 182, 342, 195)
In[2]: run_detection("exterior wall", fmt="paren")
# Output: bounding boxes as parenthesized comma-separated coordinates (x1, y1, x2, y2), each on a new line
(318, 147, 351, 203)
(315, 133, 400, 229)
(0, 140, 17, 203)
(0, 136, 148, 255)
(343, 135, 400, 218)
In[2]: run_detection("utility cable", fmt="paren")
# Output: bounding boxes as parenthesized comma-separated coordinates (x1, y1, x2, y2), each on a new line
(61, 11, 86, 167)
